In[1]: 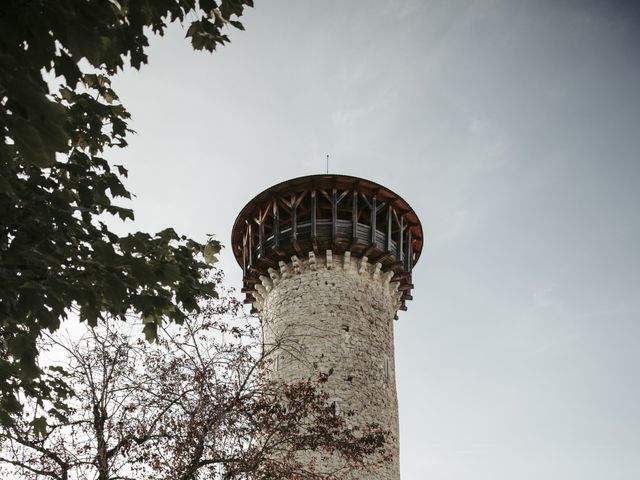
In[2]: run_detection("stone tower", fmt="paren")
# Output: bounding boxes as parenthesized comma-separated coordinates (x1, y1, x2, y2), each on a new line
(231, 174, 423, 479)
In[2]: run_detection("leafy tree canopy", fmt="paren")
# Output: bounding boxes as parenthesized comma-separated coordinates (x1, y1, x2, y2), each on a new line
(0, 0, 252, 426)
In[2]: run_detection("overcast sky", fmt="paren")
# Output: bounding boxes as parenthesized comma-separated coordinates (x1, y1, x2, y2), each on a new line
(108, 1, 640, 478)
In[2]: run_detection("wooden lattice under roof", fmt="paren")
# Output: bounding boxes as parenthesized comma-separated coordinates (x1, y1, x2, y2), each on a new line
(231, 174, 424, 314)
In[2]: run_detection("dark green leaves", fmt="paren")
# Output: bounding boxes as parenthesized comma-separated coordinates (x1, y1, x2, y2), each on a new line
(0, 64, 69, 167)
(0, 0, 253, 427)
(186, 18, 229, 52)
(32, 416, 48, 437)
(230, 20, 245, 31)
(142, 315, 160, 342)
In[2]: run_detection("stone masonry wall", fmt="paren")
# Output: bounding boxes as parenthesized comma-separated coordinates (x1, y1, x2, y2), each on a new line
(252, 250, 402, 480)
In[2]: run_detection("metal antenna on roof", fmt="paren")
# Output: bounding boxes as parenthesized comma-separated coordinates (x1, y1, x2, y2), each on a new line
(326, 154, 329, 174)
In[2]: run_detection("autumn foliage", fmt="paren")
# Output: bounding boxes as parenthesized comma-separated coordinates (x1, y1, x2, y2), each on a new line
(0, 270, 388, 479)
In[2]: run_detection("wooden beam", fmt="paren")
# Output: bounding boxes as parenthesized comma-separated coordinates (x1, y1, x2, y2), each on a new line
(247, 221, 253, 267)
(273, 201, 280, 249)
(386, 205, 392, 252)
(259, 202, 271, 223)
(242, 237, 247, 276)
(406, 228, 412, 273)
(292, 190, 307, 208)
(258, 219, 264, 257)
(291, 203, 298, 241)
(376, 252, 395, 266)
(311, 190, 317, 239)
(248, 266, 262, 276)
(392, 208, 401, 227)
(359, 192, 372, 209)
(318, 188, 331, 202)
(392, 272, 411, 282)
(397, 216, 404, 263)
(331, 188, 337, 244)
(257, 257, 278, 268)
(280, 196, 292, 208)
(352, 190, 358, 241)
(370, 196, 377, 246)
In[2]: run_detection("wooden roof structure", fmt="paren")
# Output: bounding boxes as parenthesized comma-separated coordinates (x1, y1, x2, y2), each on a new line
(231, 174, 424, 314)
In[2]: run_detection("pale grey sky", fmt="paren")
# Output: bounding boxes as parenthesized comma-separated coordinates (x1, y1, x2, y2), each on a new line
(109, 1, 640, 478)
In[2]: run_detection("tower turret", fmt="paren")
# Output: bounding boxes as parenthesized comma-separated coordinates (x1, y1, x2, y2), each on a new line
(231, 174, 423, 479)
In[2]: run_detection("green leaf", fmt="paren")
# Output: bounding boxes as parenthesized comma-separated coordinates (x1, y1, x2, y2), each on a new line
(8, 117, 52, 166)
(0, 0, 253, 428)
(204, 238, 221, 264)
(142, 316, 160, 342)
(32, 416, 48, 437)
(161, 263, 181, 282)
(130, 258, 156, 284)
(80, 305, 101, 328)
(115, 164, 128, 177)
(199, 0, 218, 11)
